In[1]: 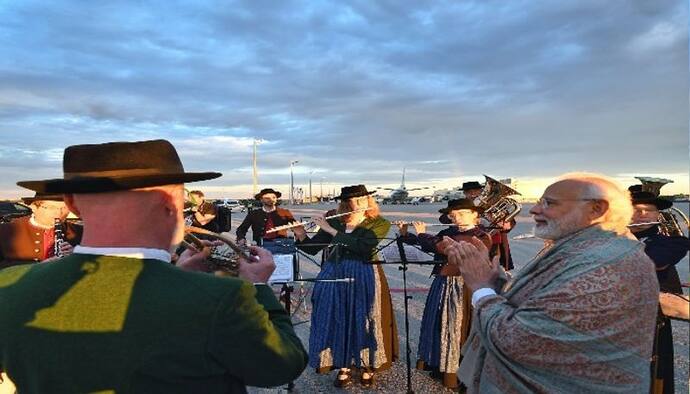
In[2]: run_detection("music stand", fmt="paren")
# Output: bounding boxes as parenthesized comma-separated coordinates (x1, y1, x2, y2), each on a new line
(377, 236, 440, 394)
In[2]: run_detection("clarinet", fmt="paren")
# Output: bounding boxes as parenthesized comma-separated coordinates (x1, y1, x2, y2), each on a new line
(54, 218, 65, 258)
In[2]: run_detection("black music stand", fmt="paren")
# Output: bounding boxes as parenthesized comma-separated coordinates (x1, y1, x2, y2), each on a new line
(269, 242, 348, 392)
(375, 236, 440, 394)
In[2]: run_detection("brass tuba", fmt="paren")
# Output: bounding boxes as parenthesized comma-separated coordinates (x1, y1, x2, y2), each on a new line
(473, 175, 522, 227)
(635, 177, 689, 237)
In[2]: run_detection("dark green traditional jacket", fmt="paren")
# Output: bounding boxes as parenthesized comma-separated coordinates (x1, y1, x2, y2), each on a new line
(296, 216, 390, 261)
(0, 253, 307, 393)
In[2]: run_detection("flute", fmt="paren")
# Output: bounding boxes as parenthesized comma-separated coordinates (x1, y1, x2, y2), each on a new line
(264, 208, 372, 234)
(627, 221, 661, 228)
(393, 221, 460, 227)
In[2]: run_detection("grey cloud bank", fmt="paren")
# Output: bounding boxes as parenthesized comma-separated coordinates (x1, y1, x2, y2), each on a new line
(0, 0, 687, 197)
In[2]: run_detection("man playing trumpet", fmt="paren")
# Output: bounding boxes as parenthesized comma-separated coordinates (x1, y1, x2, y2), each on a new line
(0, 139, 307, 393)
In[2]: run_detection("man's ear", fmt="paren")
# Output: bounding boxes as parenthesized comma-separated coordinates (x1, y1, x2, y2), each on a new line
(589, 199, 609, 221)
(63, 194, 80, 217)
(161, 189, 179, 217)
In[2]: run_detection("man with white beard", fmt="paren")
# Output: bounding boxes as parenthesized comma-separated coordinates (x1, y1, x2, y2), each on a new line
(441, 173, 659, 393)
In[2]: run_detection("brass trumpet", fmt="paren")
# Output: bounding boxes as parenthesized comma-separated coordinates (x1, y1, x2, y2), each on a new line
(184, 226, 252, 276)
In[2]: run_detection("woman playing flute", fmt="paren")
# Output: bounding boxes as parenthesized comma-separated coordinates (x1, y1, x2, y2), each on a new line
(292, 185, 397, 389)
(396, 198, 492, 389)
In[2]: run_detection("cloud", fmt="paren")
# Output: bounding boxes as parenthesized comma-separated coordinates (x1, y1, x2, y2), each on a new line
(0, 0, 687, 197)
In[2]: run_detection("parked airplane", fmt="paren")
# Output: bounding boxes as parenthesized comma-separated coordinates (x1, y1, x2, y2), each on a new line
(377, 169, 430, 204)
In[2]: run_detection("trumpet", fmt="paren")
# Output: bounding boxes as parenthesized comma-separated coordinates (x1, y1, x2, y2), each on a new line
(264, 208, 372, 234)
(184, 226, 253, 276)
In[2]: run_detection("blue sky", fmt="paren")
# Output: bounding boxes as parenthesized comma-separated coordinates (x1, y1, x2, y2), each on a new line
(0, 1, 687, 198)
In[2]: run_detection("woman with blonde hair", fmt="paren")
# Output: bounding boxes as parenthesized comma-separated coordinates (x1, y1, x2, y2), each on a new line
(293, 185, 397, 389)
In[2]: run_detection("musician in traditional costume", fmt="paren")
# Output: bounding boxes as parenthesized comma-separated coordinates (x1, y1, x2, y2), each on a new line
(0, 140, 307, 392)
(629, 191, 689, 394)
(0, 193, 81, 268)
(185, 190, 218, 232)
(447, 174, 659, 393)
(292, 185, 397, 388)
(397, 198, 491, 389)
(441, 181, 515, 270)
(236, 188, 296, 245)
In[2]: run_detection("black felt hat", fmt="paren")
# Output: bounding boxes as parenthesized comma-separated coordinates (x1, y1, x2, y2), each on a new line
(631, 191, 673, 211)
(20, 192, 65, 204)
(334, 185, 376, 200)
(438, 198, 484, 214)
(460, 181, 483, 191)
(17, 139, 222, 194)
(254, 188, 282, 200)
(628, 185, 643, 193)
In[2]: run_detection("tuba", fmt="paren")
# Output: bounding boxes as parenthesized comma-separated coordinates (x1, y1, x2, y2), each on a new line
(473, 175, 522, 227)
(636, 177, 689, 237)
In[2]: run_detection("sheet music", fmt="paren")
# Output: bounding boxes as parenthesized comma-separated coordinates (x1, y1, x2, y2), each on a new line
(379, 243, 434, 263)
(268, 254, 294, 283)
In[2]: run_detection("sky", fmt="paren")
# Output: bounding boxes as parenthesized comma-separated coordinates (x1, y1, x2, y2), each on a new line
(0, 0, 688, 199)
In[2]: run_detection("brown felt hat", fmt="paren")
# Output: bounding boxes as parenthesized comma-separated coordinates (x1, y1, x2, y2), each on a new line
(631, 191, 673, 211)
(17, 139, 221, 194)
(438, 198, 484, 214)
(334, 185, 376, 200)
(255, 188, 282, 200)
(20, 192, 65, 204)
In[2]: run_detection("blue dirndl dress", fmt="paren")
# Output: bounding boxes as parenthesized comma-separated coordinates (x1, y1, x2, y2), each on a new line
(309, 258, 389, 370)
(296, 215, 397, 372)
(417, 275, 465, 373)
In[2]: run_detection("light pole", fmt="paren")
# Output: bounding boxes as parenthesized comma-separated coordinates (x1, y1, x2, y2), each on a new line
(290, 160, 299, 205)
(309, 170, 314, 204)
(320, 177, 325, 202)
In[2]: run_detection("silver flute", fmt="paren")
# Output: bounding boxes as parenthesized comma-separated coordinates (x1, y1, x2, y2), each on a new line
(264, 208, 372, 234)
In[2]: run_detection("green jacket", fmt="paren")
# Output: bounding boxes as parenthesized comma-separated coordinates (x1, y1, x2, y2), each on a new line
(0, 253, 307, 393)
(296, 216, 390, 261)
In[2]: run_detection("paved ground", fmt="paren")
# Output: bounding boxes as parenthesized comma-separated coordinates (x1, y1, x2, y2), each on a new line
(237, 202, 689, 393)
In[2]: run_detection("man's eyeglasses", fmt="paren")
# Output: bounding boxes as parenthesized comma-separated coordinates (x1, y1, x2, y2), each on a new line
(535, 197, 599, 209)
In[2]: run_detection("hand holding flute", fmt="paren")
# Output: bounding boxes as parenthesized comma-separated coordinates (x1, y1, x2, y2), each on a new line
(289, 214, 338, 241)
(393, 220, 428, 235)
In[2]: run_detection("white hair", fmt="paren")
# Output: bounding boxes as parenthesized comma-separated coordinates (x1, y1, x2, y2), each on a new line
(556, 172, 633, 235)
